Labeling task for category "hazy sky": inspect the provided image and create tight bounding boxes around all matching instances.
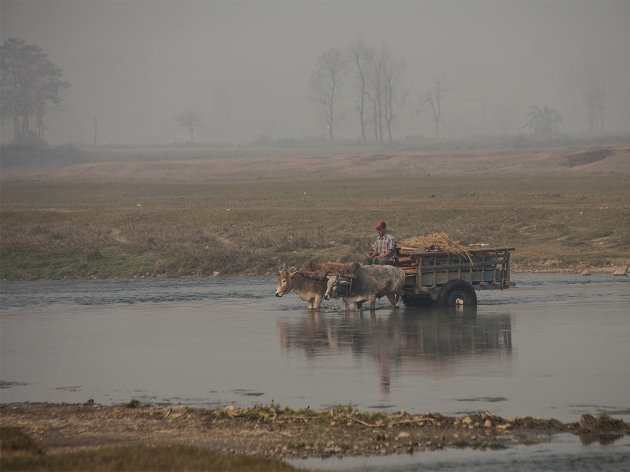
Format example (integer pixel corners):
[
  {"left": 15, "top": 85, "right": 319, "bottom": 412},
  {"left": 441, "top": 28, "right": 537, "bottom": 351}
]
[{"left": 2, "top": 0, "right": 629, "bottom": 145}]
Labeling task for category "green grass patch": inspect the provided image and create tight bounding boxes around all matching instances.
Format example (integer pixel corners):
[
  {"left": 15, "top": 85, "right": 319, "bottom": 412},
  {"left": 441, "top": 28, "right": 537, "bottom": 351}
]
[
  {"left": 295, "top": 407, "right": 319, "bottom": 417},
  {"left": 0, "top": 444, "right": 298, "bottom": 472},
  {"left": 0, "top": 427, "right": 43, "bottom": 456}
]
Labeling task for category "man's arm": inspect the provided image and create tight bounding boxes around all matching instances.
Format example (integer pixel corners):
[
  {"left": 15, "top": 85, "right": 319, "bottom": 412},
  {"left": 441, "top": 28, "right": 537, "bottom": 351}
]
[{"left": 377, "top": 249, "right": 392, "bottom": 260}]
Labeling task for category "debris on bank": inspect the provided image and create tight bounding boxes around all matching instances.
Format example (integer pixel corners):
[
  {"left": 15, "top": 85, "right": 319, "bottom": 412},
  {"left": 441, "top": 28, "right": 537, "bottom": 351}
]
[{"left": 1, "top": 403, "right": 627, "bottom": 460}]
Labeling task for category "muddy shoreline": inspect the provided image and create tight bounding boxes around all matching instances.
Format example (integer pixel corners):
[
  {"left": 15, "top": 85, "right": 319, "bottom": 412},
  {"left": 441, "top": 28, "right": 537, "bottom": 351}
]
[
  {"left": 511, "top": 261, "right": 629, "bottom": 276},
  {"left": 1, "top": 402, "right": 628, "bottom": 461}
]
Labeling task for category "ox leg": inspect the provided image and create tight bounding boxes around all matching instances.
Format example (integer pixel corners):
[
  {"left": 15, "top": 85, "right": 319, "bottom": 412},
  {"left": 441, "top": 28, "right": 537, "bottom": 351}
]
[
  {"left": 342, "top": 298, "right": 357, "bottom": 311},
  {"left": 369, "top": 296, "right": 377, "bottom": 311},
  {"left": 312, "top": 295, "right": 322, "bottom": 310},
  {"left": 386, "top": 293, "right": 401, "bottom": 308}
]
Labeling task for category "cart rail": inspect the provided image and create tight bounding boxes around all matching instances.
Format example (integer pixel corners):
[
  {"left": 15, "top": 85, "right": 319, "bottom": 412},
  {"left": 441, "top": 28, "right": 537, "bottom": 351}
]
[{"left": 397, "top": 247, "right": 515, "bottom": 299}]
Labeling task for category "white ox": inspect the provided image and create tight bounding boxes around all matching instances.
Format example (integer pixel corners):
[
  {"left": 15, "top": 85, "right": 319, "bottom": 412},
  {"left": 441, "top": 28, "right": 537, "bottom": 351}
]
[{"left": 323, "top": 263, "right": 405, "bottom": 310}]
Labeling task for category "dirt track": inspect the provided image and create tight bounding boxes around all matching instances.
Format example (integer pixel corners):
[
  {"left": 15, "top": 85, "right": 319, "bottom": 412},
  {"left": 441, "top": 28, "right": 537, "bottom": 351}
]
[{"left": 1, "top": 403, "right": 628, "bottom": 460}]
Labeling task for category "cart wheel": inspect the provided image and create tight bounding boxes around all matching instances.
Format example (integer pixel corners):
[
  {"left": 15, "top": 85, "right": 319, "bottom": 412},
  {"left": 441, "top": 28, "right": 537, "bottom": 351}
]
[{"left": 437, "top": 280, "right": 477, "bottom": 306}]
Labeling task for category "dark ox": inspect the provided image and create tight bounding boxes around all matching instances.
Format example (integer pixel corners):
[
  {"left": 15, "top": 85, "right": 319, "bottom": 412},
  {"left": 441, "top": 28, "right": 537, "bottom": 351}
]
[
  {"left": 275, "top": 261, "right": 351, "bottom": 310},
  {"left": 324, "top": 263, "right": 405, "bottom": 310}
]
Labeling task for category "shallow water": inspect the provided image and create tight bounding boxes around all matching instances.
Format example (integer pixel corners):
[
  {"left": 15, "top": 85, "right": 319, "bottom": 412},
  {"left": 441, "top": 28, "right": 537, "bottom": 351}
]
[
  {"left": 2, "top": 273, "right": 629, "bottom": 470},
  {"left": 289, "top": 434, "right": 630, "bottom": 471}
]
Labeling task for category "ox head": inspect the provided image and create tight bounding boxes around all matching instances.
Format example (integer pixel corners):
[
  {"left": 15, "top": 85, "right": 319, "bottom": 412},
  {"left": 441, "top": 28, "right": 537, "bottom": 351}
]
[
  {"left": 276, "top": 269, "right": 296, "bottom": 297},
  {"left": 323, "top": 276, "right": 336, "bottom": 300},
  {"left": 323, "top": 275, "right": 351, "bottom": 300}
]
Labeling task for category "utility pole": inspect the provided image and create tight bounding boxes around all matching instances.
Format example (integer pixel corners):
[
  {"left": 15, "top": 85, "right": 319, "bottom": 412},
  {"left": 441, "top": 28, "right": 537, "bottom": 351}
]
[{"left": 93, "top": 117, "right": 98, "bottom": 147}]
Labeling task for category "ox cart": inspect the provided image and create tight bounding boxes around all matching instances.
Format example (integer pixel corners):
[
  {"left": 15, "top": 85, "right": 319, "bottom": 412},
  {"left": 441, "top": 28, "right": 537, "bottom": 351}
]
[
  {"left": 293, "top": 246, "right": 514, "bottom": 308},
  {"left": 396, "top": 247, "right": 515, "bottom": 306}
]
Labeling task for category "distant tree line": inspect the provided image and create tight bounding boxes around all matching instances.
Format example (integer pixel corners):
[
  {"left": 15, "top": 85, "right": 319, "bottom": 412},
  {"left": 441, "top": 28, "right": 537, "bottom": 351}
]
[
  {"left": 1, "top": 37, "right": 69, "bottom": 145},
  {"left": 0, "top": 36, "right": 612, "bottom": 148},
  {"left": 309, "top": 38, "right": 408, "bottom": 146},
  {"left": 308, "top": 39, "right": 610, "bottom": 145}
]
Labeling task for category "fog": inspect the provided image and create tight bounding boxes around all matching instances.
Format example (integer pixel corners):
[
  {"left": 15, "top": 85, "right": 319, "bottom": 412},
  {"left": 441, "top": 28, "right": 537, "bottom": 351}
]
[{"left": 2, "top": 0, "right": 629, "bottom": 146}]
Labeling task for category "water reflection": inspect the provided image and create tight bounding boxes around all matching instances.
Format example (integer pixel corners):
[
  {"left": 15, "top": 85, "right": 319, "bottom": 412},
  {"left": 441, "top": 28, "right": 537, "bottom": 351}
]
[{"left": 278, "top": 307, "right": 512, "bottom": 394}]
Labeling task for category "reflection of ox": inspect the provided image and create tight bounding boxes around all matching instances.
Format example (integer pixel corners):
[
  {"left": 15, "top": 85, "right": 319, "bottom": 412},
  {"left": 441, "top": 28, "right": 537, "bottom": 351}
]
[
  {"left": 324, "top": 263, "right": 405, "bottom": 310},
  {"left": 276, "top": 261, "right": 352, "bottom": 310}
]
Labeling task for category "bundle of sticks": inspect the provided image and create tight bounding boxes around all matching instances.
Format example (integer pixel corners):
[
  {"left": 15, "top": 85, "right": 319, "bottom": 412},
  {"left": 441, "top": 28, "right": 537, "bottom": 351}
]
[{"left": 398, "top": 232, "right": 473, "bottom": 264}]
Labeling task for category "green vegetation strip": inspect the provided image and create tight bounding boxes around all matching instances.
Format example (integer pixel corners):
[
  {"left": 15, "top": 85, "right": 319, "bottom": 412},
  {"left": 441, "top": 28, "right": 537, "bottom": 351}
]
[
  {"left": 0, "top": 443, "right": 296, "bottom": 472},
  {"left": 1, "top": 403, "right": 628, "bottom": 471}
]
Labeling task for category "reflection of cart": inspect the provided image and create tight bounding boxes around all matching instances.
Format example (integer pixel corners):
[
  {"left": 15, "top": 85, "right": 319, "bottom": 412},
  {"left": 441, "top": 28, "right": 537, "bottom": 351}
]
[{"left": 396, "top": 247, "right": 515, "bottom": 306}]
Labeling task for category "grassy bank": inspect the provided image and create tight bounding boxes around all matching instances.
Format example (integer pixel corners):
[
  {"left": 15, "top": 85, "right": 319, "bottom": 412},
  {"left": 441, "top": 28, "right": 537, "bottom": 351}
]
[
  {"left": 0, "top": 441, "right": 297, "bottom": 472},
  {"left": 1, "top": 402, "right": 628, "bottom": 470},
  {"left": 1, "top": 172, "right": 628, "bottom": 280}
]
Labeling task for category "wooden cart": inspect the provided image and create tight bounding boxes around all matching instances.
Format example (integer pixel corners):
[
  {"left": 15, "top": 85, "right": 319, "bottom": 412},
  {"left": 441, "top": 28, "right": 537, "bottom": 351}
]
[{"left": 396, "top": 247, "right": 515, "bottom": 306}]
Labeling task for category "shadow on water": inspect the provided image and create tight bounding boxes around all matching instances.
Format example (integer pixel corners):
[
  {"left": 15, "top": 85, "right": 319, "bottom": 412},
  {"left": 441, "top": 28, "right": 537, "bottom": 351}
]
[{"left": 278, "top": 306, "right": 511, "bottom": 394}]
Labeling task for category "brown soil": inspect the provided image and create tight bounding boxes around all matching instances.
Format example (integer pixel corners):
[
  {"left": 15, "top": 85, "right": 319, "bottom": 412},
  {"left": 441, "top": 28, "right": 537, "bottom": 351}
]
[
  {"left": 44, "top": 145, "right": 630, "bottom": 182},
  {"left": 1, "top": 403, "right": 627, "bottom": 460}
]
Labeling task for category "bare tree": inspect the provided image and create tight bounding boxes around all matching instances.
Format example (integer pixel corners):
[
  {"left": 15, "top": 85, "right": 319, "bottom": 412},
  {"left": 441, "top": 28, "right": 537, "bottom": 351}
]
[
  {"left": 309, "top": 48, "right": 347, "bottom": 145},
  {"left": 367, "top": 46, "right": 386, "bottom": 144},
  {"left": 423, "top": 76, "right": 451, "bottom": 139},
  {"left": 348, "top": 38, "right": 370, "bottom": 144},
  {"left": 524, "top": 105, "right": 563, "bottom": 134},
  {"left": 361, "top": 44, "right": 407, "bottom": 145},
  {"left": 583, "top": 75, "right": 606, "bottom": 134},
  {"left": 176, "top": 111, "right": 202, "bottom": 143},
  {"left": 382, "top": 52, "right": 408, "bottom": 145}
]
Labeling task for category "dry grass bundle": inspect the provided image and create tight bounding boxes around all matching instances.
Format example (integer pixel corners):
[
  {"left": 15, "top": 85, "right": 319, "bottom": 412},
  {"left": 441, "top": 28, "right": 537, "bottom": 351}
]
[{"left": 399, "top": 232, "right": 473, "bottom": 263}]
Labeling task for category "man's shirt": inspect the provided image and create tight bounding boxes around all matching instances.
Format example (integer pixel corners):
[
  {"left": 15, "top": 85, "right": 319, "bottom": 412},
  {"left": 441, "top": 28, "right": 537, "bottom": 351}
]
[{"left": 373, "top": 233, "right": 395, "bottom": 256}]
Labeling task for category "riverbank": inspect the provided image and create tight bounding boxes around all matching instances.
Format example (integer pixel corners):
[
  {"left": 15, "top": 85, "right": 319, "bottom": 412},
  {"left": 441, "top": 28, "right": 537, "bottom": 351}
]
[
  {"left": 1, "top": 245, "right": 628, "bottom": 281},
  {"left": 2, "top": 146, "right": 629, "bottom": 281},
  {"left": 1, "top": 402, "right": 628, "bottom": 470},
  {"left": 512, "top": 260, "right": 629, "bottom": 275}
]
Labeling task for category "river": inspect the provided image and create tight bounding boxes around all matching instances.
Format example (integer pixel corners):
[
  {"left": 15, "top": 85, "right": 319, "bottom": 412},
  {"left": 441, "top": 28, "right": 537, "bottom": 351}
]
[{"left": 1, "top": 273, "right": 629, "bottom": 470}]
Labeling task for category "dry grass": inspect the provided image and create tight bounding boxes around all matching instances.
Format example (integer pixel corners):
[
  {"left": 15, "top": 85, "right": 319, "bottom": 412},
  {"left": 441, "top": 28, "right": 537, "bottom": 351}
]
[
  {"left": 399, "top": 232, "right": 473, "bottom": 263},
  {"left": 41, "top": 144, "right": 630, "bottom": 181},
  {"left": 1, "top": 151, "right": 629, "bottom": 279}
]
